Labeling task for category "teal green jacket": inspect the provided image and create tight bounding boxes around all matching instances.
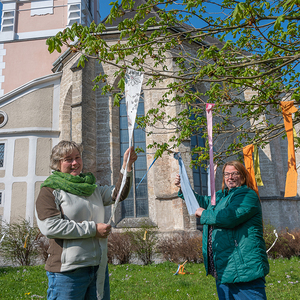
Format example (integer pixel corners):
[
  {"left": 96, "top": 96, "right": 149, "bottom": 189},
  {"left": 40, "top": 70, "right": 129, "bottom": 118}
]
[{"left": 179, "top": 185, "right": 269, "bottom": 283}]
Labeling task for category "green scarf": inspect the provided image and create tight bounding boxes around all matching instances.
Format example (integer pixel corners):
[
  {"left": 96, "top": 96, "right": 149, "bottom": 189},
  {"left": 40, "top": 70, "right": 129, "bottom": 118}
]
[{"left": 41, "top": 171, "right": 97, "bottom": 197}]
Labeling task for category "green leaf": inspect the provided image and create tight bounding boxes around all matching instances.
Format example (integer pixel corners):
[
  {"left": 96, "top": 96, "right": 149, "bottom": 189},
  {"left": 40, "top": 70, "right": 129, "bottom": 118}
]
[{"left": 274, "top": 15, "right": 285, "bottom": 31}]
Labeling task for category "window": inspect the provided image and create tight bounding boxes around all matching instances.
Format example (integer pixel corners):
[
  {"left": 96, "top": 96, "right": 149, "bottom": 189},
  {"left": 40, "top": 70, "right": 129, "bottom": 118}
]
[
  {"left": 0, "top": 111, "right": 8, "bottom": 127},
  {"left": 120, "top": 95, "right": 149, "bottom": 218},
  {"left": 188, "top": 88, "right": 208, "bottom": 195},
  {"left": 191, "top": 135, "right": 208, "bottom": 196},
  {"left": 0, "top": 143, "right": 4, "bottom": 168},
  {"left": 0, "top": 191, "right": 2, "bottom": 206}
]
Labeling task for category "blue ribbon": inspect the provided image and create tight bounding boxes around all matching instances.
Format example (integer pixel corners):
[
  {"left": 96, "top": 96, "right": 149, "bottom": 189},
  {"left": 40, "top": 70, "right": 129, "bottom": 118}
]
[
  {"left": 174, "top": 152, "right": 199, "bottom": 215},
  {"left": 136, "top": 157, "right": 157, "bottom": 189}
]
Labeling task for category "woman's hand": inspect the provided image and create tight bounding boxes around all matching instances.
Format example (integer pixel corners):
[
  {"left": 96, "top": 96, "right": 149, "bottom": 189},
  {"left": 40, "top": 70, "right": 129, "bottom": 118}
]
[
  {"left": 122, "top": 147, "right": 138, "bottom": 172},
  {"left": 175, "top": 174, "right": 181, "bottom": 188},
  {"left": 195, "top": 207, "right": 206, "bottom": 218},
  {"left": 95, "top": 223, "right": 111, "bottom": 238}
]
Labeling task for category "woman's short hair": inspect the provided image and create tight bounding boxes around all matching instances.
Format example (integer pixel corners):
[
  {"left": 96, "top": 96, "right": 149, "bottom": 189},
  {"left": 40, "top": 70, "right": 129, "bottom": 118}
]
[
  {"left": 50, "top": 140, "right": 83, "bottom": 171},
  {"left": 221, "top": 160, "right": 255, "bottom": 192}
]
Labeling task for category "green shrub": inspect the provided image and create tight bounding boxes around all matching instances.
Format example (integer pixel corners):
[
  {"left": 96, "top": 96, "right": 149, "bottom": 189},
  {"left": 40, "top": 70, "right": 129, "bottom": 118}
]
[
  {"left": 128, "top": 224, "right": 158, "bottom": 265},
  {"left": 0, "top": 219, "right": 42, "bottom": 266}
]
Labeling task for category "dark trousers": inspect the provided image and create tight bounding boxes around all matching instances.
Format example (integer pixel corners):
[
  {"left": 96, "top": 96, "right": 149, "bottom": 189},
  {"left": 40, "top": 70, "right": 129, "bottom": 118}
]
[{"left": 216, "top": 277, "right": 267, "bottom": 300}]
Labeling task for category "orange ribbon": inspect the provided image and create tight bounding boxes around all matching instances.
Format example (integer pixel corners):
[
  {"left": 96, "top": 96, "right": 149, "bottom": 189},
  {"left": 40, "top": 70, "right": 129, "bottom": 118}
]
[
  {"left": 280, "top": 101, "right": 298, "bottom": 197},
  {"left": 243, "top": 144, "right": 259, "bottom": 195}
]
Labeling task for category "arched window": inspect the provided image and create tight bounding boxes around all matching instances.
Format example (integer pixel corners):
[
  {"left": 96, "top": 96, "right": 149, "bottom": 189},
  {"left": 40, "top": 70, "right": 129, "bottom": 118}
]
[
  {"left": 119, "top": 94, "right": 149, "bottom": 218},
  {"left": 189, "top": 87, "right": 208, "bottom": 196},
  {"left": 191, "top": 135, "right": 208, "bottom": 196}
]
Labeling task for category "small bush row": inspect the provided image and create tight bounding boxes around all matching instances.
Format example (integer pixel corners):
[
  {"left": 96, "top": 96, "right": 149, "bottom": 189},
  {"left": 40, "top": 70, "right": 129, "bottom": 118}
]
[
  {"left": 264, "top": 224, "right": 300, "bottom": 259},
  {"left": 107, "top": 228, "right": 203, "bottom": 265},
  {"left": 0, "top": 219, "right": 300, "bottom": 266}
]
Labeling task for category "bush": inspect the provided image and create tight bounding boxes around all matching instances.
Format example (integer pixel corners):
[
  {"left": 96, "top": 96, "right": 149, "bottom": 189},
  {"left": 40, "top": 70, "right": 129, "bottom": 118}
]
[
  {"left": 35, "top": 234, "right": 50, "bottom": 264},
  {"left": 128, "top": 224, "right": 158, "bottom": 265},
  {"left": 107, "top": 232, "right": 133, "bottom": 264},
  {"left": 0, "top": 219, "right": 42, "bottom": 266},
  {"left": 264, "top": 224, "right": 300, "bottom": 259},
  {"left": 157, "top": 232, "right": 203, "bottom": 263}
]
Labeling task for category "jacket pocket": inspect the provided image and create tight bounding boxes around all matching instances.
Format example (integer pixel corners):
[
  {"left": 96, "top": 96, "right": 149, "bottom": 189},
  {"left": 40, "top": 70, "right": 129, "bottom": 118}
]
[{"left": 234, "top": 240, "right": 244, "bottom": 264}]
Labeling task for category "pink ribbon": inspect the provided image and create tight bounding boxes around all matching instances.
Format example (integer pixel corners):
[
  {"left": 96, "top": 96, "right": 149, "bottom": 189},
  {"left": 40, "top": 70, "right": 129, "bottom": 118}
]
[{"left": 206, "top": 103, "right": 216, "bottom": 206}]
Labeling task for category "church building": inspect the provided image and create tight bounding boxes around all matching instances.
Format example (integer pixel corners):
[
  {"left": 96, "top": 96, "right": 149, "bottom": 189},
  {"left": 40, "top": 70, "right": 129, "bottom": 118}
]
[{"left": 0, "top": 0, "right": 299, "bottom": 233}]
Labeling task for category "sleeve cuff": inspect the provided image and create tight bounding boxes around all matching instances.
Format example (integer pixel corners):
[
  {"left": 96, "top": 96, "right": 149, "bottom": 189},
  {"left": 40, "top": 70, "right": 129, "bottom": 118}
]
[{"left": 121, "top": 168, "right": 133, "bottom": 176}]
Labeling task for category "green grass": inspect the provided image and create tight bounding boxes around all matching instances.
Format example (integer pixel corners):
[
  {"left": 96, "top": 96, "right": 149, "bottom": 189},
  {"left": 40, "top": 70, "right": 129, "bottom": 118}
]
[
  {"left": 0, "top": 258, "right": 299, "bottom": 299},
  {"left": 0, "top": 265, "right": 47, "bottom": 299}
]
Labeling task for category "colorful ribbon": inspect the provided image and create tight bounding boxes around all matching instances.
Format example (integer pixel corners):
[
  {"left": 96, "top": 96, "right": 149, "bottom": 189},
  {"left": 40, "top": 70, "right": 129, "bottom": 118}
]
[
  {"left": 243, "top": 144, "right": 259, "bottom": 195},
  {"left": 207, "top": 163, "right": 217, "bottom": 196},
  {"left": 280, "top": 101, "right": 298, "bottom": 197},
  {"left": 174, "top": 152, "right": 199, "bottom": 215},
  {"left": 206, "top": 103, "right": 216, "bottom": 206},
  {"left": 254, "top": 145, "right": 264, "bottom": 186}
]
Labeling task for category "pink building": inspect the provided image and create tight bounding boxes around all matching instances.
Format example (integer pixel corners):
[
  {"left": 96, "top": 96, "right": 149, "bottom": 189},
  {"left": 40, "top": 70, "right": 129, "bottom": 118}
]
[
  {"left": 0, "top": 0, "right": 100, "bottom": 94},
  {"left": 0, "top": 0, "right": 101, "bottom": 225}
]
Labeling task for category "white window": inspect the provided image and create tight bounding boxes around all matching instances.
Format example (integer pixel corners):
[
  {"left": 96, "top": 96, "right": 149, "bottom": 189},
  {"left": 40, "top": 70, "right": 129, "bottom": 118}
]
[{"left": 31, "top": 0, "right": 54, "bottom": 16}]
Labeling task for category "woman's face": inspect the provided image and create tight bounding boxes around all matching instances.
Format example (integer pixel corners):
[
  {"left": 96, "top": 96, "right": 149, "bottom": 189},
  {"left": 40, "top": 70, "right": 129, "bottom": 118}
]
[
  {"left": 224, "top": 165, "right": 242, "bottom": 190},
  {"left": 59, "top": 148, "right": 83, "bottom": 176}
]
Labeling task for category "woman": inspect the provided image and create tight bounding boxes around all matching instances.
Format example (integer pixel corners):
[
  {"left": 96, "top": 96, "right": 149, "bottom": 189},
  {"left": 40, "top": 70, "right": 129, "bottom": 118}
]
[
  {"left": 175, "top": 161, "right": 269, "bottom": 300},
  {"left": 35, "top": 140, "right": 137, "bottom": 300}
]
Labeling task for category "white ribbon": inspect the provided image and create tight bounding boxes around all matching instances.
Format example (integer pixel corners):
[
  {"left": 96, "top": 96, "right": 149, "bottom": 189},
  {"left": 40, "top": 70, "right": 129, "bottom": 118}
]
[
  {"left": 206, "top": 103, "right": 216, "bottom": 206},
  {"left": 108, "top": 68, "right": 143, "bottom": 224},
  {"left": 266, "top": 229, "right": 278, "bottom": 253}
]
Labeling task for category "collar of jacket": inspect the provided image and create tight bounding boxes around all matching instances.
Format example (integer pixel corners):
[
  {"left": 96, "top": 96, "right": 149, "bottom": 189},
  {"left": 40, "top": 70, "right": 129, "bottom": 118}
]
[{"left": 223, "top": 184, "right": 247, "bottom": 196}]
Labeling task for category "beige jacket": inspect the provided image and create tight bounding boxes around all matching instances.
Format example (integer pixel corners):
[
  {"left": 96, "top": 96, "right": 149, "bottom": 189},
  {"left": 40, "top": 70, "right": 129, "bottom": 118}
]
[{"left": 35, "top": 169, "right": 132, "bottom": 298}]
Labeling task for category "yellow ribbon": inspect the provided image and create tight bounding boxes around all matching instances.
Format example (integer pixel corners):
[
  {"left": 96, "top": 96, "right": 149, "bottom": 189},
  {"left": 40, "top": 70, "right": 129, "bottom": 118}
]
[
  {"left": 254, "top": 145, "right": 264, "bottom": 186},
  {"left": 293, "top": 127, "right": 297, "bottom": 139},
  {"left": 24, "top": 233, "right": 29, "bottom": 249},
  {"left": 287, "top": 232, "right": 295, "bottom": 239},
  {"left": 143, "top": 230, "right": 147, "bottom": 240}
]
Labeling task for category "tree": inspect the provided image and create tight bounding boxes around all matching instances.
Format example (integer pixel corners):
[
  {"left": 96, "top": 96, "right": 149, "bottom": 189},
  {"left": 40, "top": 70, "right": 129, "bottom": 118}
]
[{"left": 46, "top": 0, "right": 300, "bottom": 166}]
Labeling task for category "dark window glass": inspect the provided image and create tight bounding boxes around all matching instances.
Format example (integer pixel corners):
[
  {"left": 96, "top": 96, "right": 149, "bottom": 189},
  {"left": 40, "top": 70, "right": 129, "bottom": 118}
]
[
  {"left": 0, "top": 143, "right": 4, "bottom": 168},
  {"left": 120, "top": 95, "right": 149, "bottom": 218},
  {"left": 189, "top": 91, "right": 208, "bottom": 226}
]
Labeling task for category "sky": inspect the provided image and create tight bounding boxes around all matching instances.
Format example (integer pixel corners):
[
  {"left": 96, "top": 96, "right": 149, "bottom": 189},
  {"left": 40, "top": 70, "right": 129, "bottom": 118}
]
[{"left": 99, "top": 1, "right": 115, "bottom": 22}]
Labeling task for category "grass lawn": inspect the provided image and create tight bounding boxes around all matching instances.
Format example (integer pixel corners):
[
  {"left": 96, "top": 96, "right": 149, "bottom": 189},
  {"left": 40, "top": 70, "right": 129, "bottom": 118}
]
[{"left": 0, "top": 257, "right": 299, "bottom": 299}]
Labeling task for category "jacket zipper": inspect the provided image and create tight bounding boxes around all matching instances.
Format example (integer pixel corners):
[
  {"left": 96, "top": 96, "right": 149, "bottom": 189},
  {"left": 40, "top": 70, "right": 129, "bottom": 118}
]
[{"left": 208, "top": 225, "right": 218, "bottom": 280}]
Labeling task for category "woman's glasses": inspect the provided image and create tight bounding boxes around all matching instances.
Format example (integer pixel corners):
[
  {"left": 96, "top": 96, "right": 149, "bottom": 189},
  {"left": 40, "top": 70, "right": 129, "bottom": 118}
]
[{"left": 224, "top": 172, "right": 240, "bottom": 178}]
